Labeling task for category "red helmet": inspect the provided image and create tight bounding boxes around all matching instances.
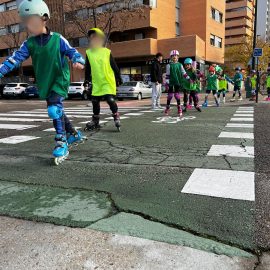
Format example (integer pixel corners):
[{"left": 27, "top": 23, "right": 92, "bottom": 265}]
[{"left": 209, "top": 66, "right": 215, "bottom": 72}]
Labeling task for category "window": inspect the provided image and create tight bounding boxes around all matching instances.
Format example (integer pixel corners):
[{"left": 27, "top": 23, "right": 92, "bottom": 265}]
[
  {"left": 210, "top": 34, "right": 222, "bottom": 48},
  {"left": 176, "top": 22, "right": 180, "bottom": 36},
  {"left": 0, "top": 4, "right": 5, "bottom": 12},
  {"left": 135, "top": 33, "right": 144, "bottom": 40},
  {"left": 6, "top": 1, "right": 17, "bottom": 11},
  {"left": 9, "top": 24, "right": 20, "bottom": 33},
  {"left": 0, "top": 27, "right": 7, "bottom": 36},
  {"left": 211, "top": 7, "right": 223, "bottom": 23},
  {"left": 149, "top": 0, "right": 157, "bottom": 8}
]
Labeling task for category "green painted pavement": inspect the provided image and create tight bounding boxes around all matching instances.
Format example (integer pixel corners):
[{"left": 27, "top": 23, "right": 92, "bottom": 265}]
[
  {"left": 89, "top": 212, "right": 254, "bottom": 258},
  {"left": 0, "top": 181, "right": 114, "bottom": 226}
]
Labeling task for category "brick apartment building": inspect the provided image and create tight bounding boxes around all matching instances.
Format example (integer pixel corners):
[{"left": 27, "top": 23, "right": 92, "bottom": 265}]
[
  {"left": 225, "top": 0, "right": 255, "bottom": 46},
  {"left": 0, "top": 0, "right": 225, "bottom": 82}
]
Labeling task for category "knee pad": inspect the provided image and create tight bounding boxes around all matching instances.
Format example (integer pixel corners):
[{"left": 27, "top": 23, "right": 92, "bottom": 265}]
[
  {"left": 167, "top": 93, "right": 174, "bottom": 100},
  {"left": 174, "top": 92, "right": 181, "bottom": 100},
  {"left": 106, "top": 95, "right": 116, "bottom": 104},
  {"left": 48, "top": 105, "right": 63, "bottom": 120}
]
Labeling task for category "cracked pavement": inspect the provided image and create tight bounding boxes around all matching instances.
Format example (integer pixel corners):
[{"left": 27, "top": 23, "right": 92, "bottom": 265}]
[{"left": 0, "top": 99, "right": 269, "bottom": 269}]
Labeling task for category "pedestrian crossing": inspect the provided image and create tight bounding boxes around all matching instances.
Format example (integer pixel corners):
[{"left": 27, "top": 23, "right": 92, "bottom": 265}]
[
  {"left": 0, "top": 105, "right": 151, "bottom": 144},
  {"left": 181, "top": 106, "right": 255, "bottom": 202}
]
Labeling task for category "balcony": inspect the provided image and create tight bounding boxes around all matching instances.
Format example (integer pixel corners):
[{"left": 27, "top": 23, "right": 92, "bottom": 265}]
[
  {"left": 225, "top": 36, "right": 247, "bottom": 46},
  {"left": 226, "top": 18, "right": 253, "bottom": 28},
  {"left": 226, "top": 0, "right": 254, "bottom": 10},
  {"left": 226, "top": 8, "right": 253, "bottom": 20},
  {"left": 226, "top": 27, "right": 253, "bottom": 37},
  {"left": 108, "top": 38, "right": 158, "bottom": 59}
]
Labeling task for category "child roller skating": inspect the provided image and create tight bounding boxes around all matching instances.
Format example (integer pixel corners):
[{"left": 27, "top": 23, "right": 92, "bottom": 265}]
[
  {"left": 203, "top": 66, "right": 219, "bottom": 107},
  {"left": 231, "top": 67, "right": 243, "bottom": 102},
  {"left": 250, "top": 70, "right": 257, "bottom": 101},
  {"left": 0, "top": 0, "right": 85, "bottom": 165},
  {"left": 183, "top": 58, "right": 201, "bottom": 112},
  {"left": 84, "top": 28, "right": 122, "bottom": 132},
  {"left": 217, "top": 73, "right": 228, "bottom": 104},
  {"left": 165, "top": 50, "right": 189, "bottom": 117}
]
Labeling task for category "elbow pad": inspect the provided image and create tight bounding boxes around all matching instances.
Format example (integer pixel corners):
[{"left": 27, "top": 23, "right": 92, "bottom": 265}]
[
  {"left": 72, "top": 53, "right": 85, "bottom": 65},
  {"left": 3, "top": 57, "right": 19, "bottom": 71}
]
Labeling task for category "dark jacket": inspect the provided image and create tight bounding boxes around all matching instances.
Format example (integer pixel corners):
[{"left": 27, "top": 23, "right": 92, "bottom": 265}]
[{"left": 151, "top": 58, "right": 163, "bottom": 83}]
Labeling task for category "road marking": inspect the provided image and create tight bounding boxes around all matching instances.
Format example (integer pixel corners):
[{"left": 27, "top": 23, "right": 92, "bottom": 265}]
[
  {"left": 0, "top": 135, "right": 40, "bottom": 144},
  {"left": 104, "top": 116, "right": 129, "bottom": 120},
  {"left": 79, "top": 120, "right": 108, "bottom": 124},
  {"left": 230, "top": 118, "right": 253, "bottom": 122},
  {"left": 140, "top": 110, "right": 156, "bottom": 113},
  {"left": 237, "top": 107, "right": 254, "bottom": 110},
  {"left": 124, "top": 113, "right": 144, "bottom": 116},
  {"left": 181, "top": 168, "right": 255, "bottom": 201},
  {"left": 236, "top": 110, "right": 254, "bottom": 113},
  {"left": 226, "top": 123, "right": 254, "bottom": 128},
  {"left": 152, "top": 116, "right": 196, "bottom": 124},
  {"left": 234, "top": 114, "right": 254, "bottom": 117},
  {"left": 207, "top": 145, "right": 254, "bottom": 158},
  {"left": 43, "top": 127, "right": 81, "bottom": 132},
  {"left": 219, "top": 132, "right": 254, "bottom": 139},
  {"left": 0, "top": 113, "right": 49, "bottom": 117},
  {"left": 0, "top": 117, "right": 49, "bottom": 122},
  {"left": 0, "top": 124, "right": 38, "bottom": 130}
]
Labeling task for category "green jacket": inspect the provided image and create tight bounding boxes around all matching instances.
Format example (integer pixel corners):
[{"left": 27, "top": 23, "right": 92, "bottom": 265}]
[{"left": 27, "top": 32, "right": 70, "bottom": 99}]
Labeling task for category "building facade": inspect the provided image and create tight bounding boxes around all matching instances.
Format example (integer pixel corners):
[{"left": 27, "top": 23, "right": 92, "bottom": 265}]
[
  {"left": 225, "top": 0, "right": 255, "bottom": 47},
  {"left": 257, "top": 0, "right": 270, "bottom": 41},
  {"left": 0, "top": 0, "right": 225, "bottom": 83}
]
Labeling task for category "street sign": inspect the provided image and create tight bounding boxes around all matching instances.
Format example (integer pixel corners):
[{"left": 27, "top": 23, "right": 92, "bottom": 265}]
[{"left": 253, "top": 48, "right": 263, "bottom": 57}]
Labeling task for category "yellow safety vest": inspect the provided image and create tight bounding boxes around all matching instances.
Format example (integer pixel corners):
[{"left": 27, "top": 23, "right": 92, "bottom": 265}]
[{"left": 86, "top": 47, "right": 116, "bottom": 96}]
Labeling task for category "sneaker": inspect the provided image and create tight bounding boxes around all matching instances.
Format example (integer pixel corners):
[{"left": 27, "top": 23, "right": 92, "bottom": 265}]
[
  {"left": 239, "top": 97, "right": 243, "bottom": 101},
  {"left": 195, "top": 105, "right": 202, "bottom": 112},
  {"left": 230, "top": 98, "right": 236, "bottom": 102}
]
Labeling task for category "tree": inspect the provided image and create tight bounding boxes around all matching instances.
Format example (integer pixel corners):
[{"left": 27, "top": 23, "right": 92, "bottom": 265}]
[
  {"left": 63, "top": 0, "right": 147, "bottom": 45},
  {"left": 225, "top": 36, "right": 270, "bottom": 74},
  {"left": 0, "top": 12, "right": 27, "bottom": 80}
]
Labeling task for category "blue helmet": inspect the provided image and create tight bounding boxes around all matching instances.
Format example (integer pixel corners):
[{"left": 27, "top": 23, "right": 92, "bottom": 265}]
[{"left": 184, "top": 58, "right": 193, "bottom": 65}]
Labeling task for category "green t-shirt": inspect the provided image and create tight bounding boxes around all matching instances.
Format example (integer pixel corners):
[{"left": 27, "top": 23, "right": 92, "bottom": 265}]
[
  {"left": 267, "top": 75, "right": 270, "bottom": 88},
  {"left": 183, "top": 69, "right": 198, "bottom": 91},
  {"left": 86, "top": 47, "right": 116, "bottom": 96},
  {"left": 169, "top": 62, "right": 184, "bottom": 86},
  {"left": 206, "top": 74, "right": 218, "bottom": 90},
  {"left": 233, "top": 72, "right": 243, "bottom": 88},
  {"left": 27, "top": 32, "right": 70, "bottom": 99}
]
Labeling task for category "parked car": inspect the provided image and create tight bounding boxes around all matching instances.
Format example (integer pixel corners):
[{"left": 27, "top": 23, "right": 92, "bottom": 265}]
[
  {"left": 117, "top": 81, "right": 152, "bottom": 101},
  {"left": 24, "top": 85, "right": 39, "bottom": 98},
  {"left": 3, "top": 83, "right": 29, "bottom": 98},
  {"left": 68, "top": 82, "right": 89, "bottom": 100}
]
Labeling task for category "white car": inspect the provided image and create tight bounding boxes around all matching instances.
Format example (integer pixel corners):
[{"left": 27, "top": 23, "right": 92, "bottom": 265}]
[
  {"left": 117, "top": 81, "right": 152, "bottom": 100},
  {"left": 68, "top": 82, "right": 89, "bottom": 100},
  {"left": 3, "top": 83, "right": 29, "bottom": 98}
]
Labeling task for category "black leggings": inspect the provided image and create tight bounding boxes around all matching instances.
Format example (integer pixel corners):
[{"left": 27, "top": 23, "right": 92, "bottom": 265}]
[{"left": 92, "top": 95, "right": 118, "bottom": 115}]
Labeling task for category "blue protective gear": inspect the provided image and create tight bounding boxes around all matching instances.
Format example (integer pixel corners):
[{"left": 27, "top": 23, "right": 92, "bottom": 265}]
[
  {"left": 47, "top": 105, "right": 63, "bottom": 120},
  {"left": 72, "top": 52, "right": 85, "bottom": 65},
  {"left": 0, "top": 73, "right": 3, "bottom": 78},
  {"left": 0, "top": 57, "right": 20, "bottom": 75},
  {"left": 67, "top": 130, "right": 85, "bottom": 145},
  {"left": 184, "top": 58, "right": 193, "bottom": 65},
  {"left": 53, "top": 135, "right": 68, "bottom": 158}
]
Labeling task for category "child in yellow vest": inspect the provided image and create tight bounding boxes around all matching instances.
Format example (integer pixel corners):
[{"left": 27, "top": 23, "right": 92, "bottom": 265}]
[
  {"left": 266, "top": 67, "right": 270, "bottom": 101},
  {"left": 217, "top": 73, "right": 227, "bottom": 104},
  {"left": 250, "top": 70, "right": 257, "bottom": 101},
  {"left": 84, "top": 28, "right": 122, "bottom": 131}
]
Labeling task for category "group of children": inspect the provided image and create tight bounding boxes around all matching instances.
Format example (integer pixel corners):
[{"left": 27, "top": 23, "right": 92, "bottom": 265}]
[
  {"left": 164, "top": 51, "right": 243, "bottom": 115},
  {"left": 0, "top": 0, "right": 121, "bottom": 165}
]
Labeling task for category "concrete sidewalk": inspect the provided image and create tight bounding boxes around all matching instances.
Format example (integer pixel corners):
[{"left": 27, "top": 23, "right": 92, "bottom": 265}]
[{"left": 0, "top": 217, "right": 258, "bottom": 270}]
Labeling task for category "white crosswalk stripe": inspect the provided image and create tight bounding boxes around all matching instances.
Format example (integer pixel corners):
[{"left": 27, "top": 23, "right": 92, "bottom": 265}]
[
  {"left": 219, "top": 131, "right": 254, "bottom": 139},
  {"left": 226, "top": 123, "right": 254, "bottom": 128},
  {"left": 207, "top": 145, "right": 254, "bottom": 158},
  {"left": 0, "top": 124, "right": 38, "bottom": 130},
  {"left": 0, "top": 135, "right": 40, "bottom": 144},
  {"left": 230, "top": 118, "right": 254, "bottom": 122}
]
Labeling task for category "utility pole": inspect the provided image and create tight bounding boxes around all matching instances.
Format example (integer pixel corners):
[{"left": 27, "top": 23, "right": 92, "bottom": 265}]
[{"left": 252, "top": 0, "right": 258, "bottom": 70}]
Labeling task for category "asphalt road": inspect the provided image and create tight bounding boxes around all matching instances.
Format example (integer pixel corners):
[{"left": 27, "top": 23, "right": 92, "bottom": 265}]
[{"left": 0, "top": 96, "right": 265, "bottom": 257}]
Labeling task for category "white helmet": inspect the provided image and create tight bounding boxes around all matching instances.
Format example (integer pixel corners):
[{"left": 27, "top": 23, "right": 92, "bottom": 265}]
[{"left": 170, "top": 50, "right": 180, "bottom": 57}]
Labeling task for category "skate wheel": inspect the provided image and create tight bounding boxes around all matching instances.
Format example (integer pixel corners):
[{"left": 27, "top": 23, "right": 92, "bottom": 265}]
[
  {"left": 117, "top": 127, "right": 121, "bottom": 132},
  {"left": 53, "top": 152, "right": 69, "bottom": 166}
]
